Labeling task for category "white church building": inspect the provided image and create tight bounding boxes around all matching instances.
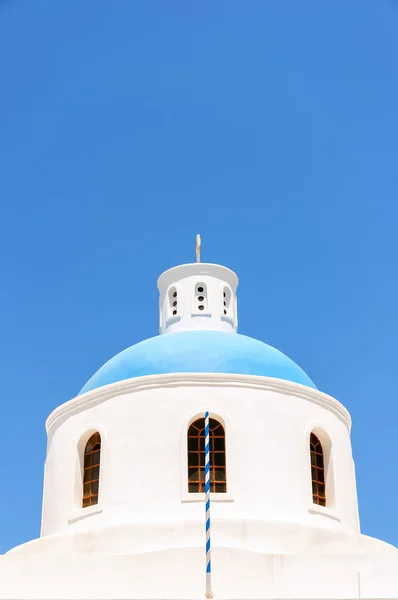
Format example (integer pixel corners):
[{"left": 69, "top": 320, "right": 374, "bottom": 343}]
[{"left": 1, "top": 255, "right": 398, "bottom": 599}]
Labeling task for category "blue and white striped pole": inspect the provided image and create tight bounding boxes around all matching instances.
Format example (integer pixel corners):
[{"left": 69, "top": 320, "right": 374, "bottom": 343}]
[{"left": 204, "top": 411, "right": 213, "bottom": 599}]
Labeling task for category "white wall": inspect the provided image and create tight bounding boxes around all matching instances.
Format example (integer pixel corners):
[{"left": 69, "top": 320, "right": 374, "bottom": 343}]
[
  {"left": 40, "top": 374, "right": 359, "bottom": 542},
  {"left": 1, "top": 549, "right": 398, "bottom": 599}
]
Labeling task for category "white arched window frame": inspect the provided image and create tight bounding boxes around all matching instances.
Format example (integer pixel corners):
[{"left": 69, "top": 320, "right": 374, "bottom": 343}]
[
  {"left": 161, "top": 285, "right": 182, "bottom": 331},
  {"left": 307, "top": 426, "right": 336, "bottom": 512},
  {"left": 220, "top": 283, "right": 234, "bottom": 326},
  {"left": 69, "top": 426, "right": 106, "bottom": 523},
  {"left": 168, "top": 285, "right": 179, "bottom": 318},
  {"left": 222, "top": 285, "right": 232, "bottom": 316}
]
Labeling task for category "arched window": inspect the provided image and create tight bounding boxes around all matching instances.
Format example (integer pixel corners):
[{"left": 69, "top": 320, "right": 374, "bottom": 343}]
[
  {"left": 82, "top": 432, "right": 101, "bottom": 508},
  {"left": 187, "top": 418, "right": 226, "bottom": 493},
  {"left": 310, "top": 433, "right": 326, "bottom": 506}
]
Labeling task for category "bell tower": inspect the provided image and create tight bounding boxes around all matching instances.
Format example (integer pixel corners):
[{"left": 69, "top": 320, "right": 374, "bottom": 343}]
[
  {"left": 157, "top": 234, "right": 239, "bottom": 334},
  {"left": 157, "top": 262, "right": 239, "bottom": 334}
]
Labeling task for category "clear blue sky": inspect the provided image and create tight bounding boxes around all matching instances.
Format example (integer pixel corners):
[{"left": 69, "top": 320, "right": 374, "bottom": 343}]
[{"left": 0, "top": 0, "right": 397, "bottom": 553}]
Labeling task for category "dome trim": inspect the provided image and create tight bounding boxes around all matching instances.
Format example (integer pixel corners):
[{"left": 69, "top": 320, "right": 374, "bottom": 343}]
[
  {"left": 46, "top": 372, "right": 351, "bottom": 435},
  {"left": 157, "top": 262, "right": 238, "bottom": 291}
]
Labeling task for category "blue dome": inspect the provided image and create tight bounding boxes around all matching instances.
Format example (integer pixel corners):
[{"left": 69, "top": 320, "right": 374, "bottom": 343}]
[{"left": 79, "top": 330, "right": 316, "bottom": 395}]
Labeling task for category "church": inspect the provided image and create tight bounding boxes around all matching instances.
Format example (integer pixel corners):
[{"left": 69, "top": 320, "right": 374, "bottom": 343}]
[{"left": 1, "top": 245, "right": 397, "bottom": 599}]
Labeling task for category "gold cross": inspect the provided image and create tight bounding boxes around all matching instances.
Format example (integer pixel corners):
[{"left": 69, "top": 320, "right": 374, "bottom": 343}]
[{"left": 196, "top": 234, "right": 201, "bottom": 263}]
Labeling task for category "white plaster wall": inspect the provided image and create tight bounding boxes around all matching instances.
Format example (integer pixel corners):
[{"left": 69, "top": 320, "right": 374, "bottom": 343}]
[
  {"left": 1, "top": 549, "right": 398, "bottom": 599},
  {"left": 157, "top": 263, "right": 238, "bottom": 333},
  {"left": 40, "top": 374, "right": 359, "bottom": 541}
]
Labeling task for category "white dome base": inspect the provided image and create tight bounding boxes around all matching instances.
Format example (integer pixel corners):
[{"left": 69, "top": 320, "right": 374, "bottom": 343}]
[
  {"left": 7, "top": 518, "right": 397, "bottom": 557},
  {"left": 4, "top": 519, "right": 398, "bottom": 599},
  {"left": 1, "top": 544, "right": 397, "bottom": 599}
]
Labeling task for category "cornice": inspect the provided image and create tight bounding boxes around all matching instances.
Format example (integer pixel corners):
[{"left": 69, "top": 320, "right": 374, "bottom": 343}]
[
  {"left": 157, "top": 262, "right": 238, "bottom": 290},
  {"left": 46, "top": 373, "right": 351, "bottom": 434}
]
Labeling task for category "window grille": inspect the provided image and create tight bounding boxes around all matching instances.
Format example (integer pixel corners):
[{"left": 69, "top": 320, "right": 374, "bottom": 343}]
[
  {"left": 82, "top": 432, "right": 101, "bottom": 507},
  {"left": 188, "top": 418, "right": 226, "bottom": 493},
  {"left": 310, "top": 433, "right": 326, "bottom": 506}
]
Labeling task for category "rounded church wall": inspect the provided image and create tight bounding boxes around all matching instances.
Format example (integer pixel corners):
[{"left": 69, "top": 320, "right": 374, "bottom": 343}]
[{"left": 42, "top": 374, "right": 358, "bottom": 540}]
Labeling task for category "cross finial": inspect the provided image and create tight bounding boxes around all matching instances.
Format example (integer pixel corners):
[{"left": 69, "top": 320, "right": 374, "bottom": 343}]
[{"left": 196, "top": 234, "right": 201, "bottom": 263}]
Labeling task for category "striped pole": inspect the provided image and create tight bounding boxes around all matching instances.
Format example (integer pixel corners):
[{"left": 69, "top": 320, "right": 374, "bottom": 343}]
[{"left": 204, "top": 411, "right": 213, "bottom": 598}]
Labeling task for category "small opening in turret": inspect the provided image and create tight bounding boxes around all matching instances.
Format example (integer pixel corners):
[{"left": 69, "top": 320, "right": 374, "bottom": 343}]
[
  {"left": 194, "top": 283, "right": 208, "bottom": 314},
  {"left": 168, "top": 286, "right": 178, "bottom": 319},
  {"left": 223, "top": 286, "right": 232, "bottom": 317}
]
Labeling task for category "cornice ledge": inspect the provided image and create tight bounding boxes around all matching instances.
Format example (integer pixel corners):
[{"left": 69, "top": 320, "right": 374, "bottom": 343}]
[{"left": 46, "top": 373, "right": 351, "bottom": 433}]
